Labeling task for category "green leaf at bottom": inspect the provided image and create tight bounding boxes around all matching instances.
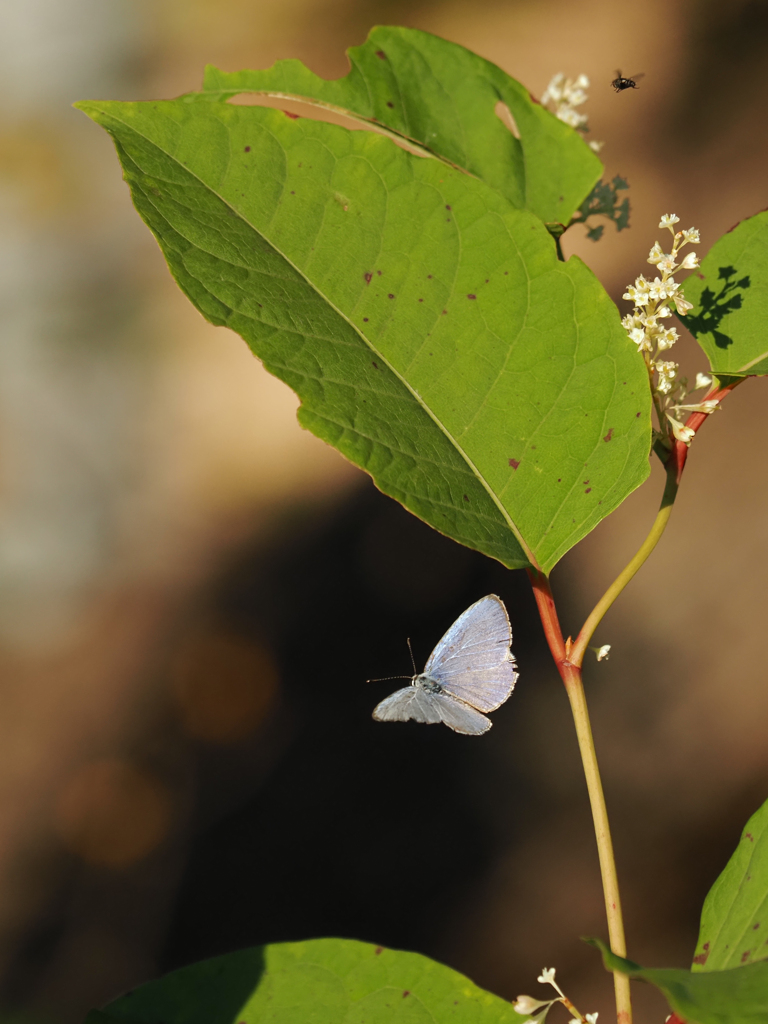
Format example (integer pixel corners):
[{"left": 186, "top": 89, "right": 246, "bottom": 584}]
[
  {"left": 693, "top": 796, "right": 768, "bottom": 972},
  {"left": 589, "top": 938, "right": 768, "bottom": 1024},
  {"left": 85, "top": 939, "right": 524, "bottom": 1024}
]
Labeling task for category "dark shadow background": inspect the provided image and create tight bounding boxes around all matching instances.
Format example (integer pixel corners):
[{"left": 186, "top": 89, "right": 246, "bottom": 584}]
[{"left": 2, "top": 1, "right": 768, "bottom": 1023}]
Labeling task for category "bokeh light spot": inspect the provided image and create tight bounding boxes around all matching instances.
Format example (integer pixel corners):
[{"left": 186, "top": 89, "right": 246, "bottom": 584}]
[
  {"left": 55, "top": 759, "right": 171, "bottom": 868},
  {"left": 171, "top": 628, "right": 278, "bottom": 743}
]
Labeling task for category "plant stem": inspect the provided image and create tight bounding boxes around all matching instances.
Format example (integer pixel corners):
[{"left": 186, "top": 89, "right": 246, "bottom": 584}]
[
  {"left": 571, "top": 377, "right": 743, "bottom": 667},
  {"left": 528, "top": 568, "right": 632, "bottom": 1024},
  {"left": 562, "top": 661, "right": 631, "bottom": 1024},
  {"left": 570, "top": 458, "right": 678, "bottom": 667},
  {"left": 525, "top": 376, "right": 745, "bottom": 1023}
]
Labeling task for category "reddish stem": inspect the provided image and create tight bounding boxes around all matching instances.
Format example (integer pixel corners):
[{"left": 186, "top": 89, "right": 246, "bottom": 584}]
[
  {"left": 668, "top": 379, "right": 742, "bottom": 483},
  {"left": 526, "top": 567, "right": 566, "bottom": 666}
]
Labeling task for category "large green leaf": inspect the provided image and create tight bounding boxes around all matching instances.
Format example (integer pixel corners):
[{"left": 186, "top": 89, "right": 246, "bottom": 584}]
[
  {"left": 590, "top": 938, "right": 768, "bottom": 1024},
  {"left": 75, "top": 96, "right": 651, "bottom": 572},
  {"left": 194, "top": 26, "right": 602, "bottom": 226},
  {"left": 84, "top": 939, "right": 524, "bottom": 1024},
  {"left": 693, "top": 797, "right": 768, "bottom": 972},
  {"left": 684, "top": 211, "right": 768, "bottom": 376}
]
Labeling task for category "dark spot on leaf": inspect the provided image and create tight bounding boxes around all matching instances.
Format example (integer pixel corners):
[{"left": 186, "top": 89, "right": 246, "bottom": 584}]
[
  {"left": 427, "top": 274, "right": 432, "bottom": 279},
  {"left": 283, "top": 110, "right": 300, "bottom": 119},
  {"left": 446, "top": 218, "right": 451, "bottom": 222},
  {"left": 557, "top": 478, "right": 561, "bottom": 482},
  {"left": 485, "top": 278, "right": 489, "bottom": 283},
  {"left": 583, "top": 479, "right": 589, "bottom": 485},
  {"left": 442, "top": 309, "right": 447, "bottom": 315},
  {"left": 372, "top": 362, "right": 378, "bottom": 369},
  {"left": 585, "top": 488, "right": 592, "bottom": 494},
  {"left": 363, "top": 317, "right": 369, "bottom": 322},
  {"left": 446, "top": 205, "right": 452, "bottom": 210},
  {"left": 375, "top": 946, "right": 383, "bottom": 955},
  {"left": 504, "top": 270, "right": 509, "bottom": 275},
  {"left": 244, "top": 146, "right": 251, "bottom": 152},
  {"left": 509, "top": 458, "right": 520, "bottom": 470},
  {"left": 742, "top": 951, "right": 751, "bottom": 963},
  {"left": 693, "top": 948, "right": 709, "bottom": 965},
  {"left": 298, "top": 162, "right": 302, "bottom": 167},
  {"left": 463, "top": 494, "right": 469, "bottom": 502},
  {"left": 696, "top": 271, "right": 705, "bottom": 279},
  {"left": 418, "top": 298, "right": 423, "bottom": 301},
  {"left": 386, "top": 101, "right": 394, "bottom": 108},
  {"left": 603, "top": 428, "right": 614, "bottom": 442},
  {"left": 376, "top": 50, "right": 387, "bottom": 59},
  {"left": 403, "top": 991, "right": 410, "bottom": 998},
  {"left": 747, "top": 832, "right": 754, "bottom": 841},
  {"left": 291, "top": 190, "right": 295, "bottom": 194},
  {"left": 636, "top": 411, "right": 641, "bottom": 417},
  {"left": 388, "top": 293, "right": 395, "bottom": 299},
  {"left": 753, "top": 923, "right": 761, "bottom": 929},
  {"left": 467, "top": 294, "right": 476, "bottom": 300},
  {"left": 364, "top": 272, "right": 372, "bottom": 284},
  {"left": 377, "top": 270, "right": 382, "bottom": 276}
]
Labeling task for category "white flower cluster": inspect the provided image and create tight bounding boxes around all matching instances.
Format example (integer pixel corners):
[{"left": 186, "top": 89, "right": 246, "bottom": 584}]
[
  {"left": 622, "top": 215, "right": 718, "bottom": 446},
  {"left": 514, "top": 966, "right": 598, "bottom": 1024},
  {"left": 541, "top": 73, "right": 603, "bottom": 152}
]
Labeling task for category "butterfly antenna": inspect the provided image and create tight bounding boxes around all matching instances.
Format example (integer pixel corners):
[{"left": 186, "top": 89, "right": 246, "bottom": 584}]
[
  {"left": 366, "top": 675, "right": 412, "bottom": 684},
  {"left": 406, "top": 637, "right": 417, "bottom": 675}
]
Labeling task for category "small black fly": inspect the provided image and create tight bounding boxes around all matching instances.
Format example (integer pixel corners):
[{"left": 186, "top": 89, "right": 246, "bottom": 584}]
[{"left": 611, "top": 70, "right": 644, "bottom": 92}]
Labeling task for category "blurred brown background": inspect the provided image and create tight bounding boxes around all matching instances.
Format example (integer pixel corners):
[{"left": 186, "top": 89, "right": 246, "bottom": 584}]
[{"left": 0, "top": 0, "right": 767, "bottom": 1022}]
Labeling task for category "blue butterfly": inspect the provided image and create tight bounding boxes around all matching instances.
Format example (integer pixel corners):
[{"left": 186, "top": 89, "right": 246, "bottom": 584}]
[{"left": 372, "top": 595, "right": 518, "bottom": 735}]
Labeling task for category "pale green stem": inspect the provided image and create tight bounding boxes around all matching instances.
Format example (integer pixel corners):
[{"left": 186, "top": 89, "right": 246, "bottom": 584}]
[
  {"left": 570, "top": 458, "right": 678, "bottom": 667},
  {"left": 561, "top": 661, "right": 631, "bottom": 1024}
]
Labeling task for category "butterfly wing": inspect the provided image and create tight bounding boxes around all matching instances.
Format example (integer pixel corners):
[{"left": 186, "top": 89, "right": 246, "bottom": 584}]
[
  {"left": 373, "top": 686, "right": 442, "bottom": 725},
  {"left": 373, "top": 686, "right": 491, "bottom": 735},
  {"left": 423, "top": 595, "right": 517, "bottom": 713}
]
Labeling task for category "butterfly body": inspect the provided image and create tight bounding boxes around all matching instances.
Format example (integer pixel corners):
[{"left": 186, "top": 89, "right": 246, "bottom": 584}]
[{"left": 372, "top": 595, "right": 517, "bottom": 736}]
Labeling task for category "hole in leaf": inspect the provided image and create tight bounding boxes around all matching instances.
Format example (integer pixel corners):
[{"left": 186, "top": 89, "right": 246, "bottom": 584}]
[
  {"left": 228, "top": 93, "right": 432, "bottom": 158},
  {"left": 495, "top": 101, "right": 520, "bottom": 139}
]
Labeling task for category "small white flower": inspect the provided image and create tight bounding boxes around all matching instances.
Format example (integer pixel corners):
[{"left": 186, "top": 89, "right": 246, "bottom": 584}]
[
  {"left": 674, "top": 400, "right": 720, "bottom": 414},
  {"left": 667, "top": 414, "right": 695, "bottom": 445},
  {"left": 674, "top": 294, "right": 694, "bottom": 315},
  {"left": 557, "top": 106, "right": 588, "bottom": 128},
  {"left": 695, "top": 372, "right": 713, "bottom": 390},
  {"left": 678, "top": 251, "right": 699, "bottom": 269},
  {"left": 647, "top": 242, "right": 664, "bottom": 264},
  {"left": 574, "top": 73, "right": 590, "bottom": 89},
  {"left": 628, "top": 327, "right": 648, "bottom": 348},
  {"left": 538, "top": 968, "right": 557, "bottom": 986},
  {"left": 588, "top": 139, "right": 604, "bottom": 152},
  {"left": 623, "top": 279, "right": 650, "bottom": 303},
  {"left": 656, "top": 360, "right": 678, "bottom": 394},
  {"left": 563, "top": 85, "right": 588, "bottom": 106},
  {"left": 596, "top": 644, "right": 611, "bottom": 661},
  {"left": 682, "top": 227, "right": 700, "bottom": 244},
  {"left": 541, "top": 73, "right": 565, "bottom": 105},
  {"left": 657, "top": 255, "right": 677, "bottom": 274},
  {"left": 656, "top": 327, "right": 678, "bottom": 350},
  {"left": 659, "top": 213, "right": 680, "bottom": 228},
  {"left": 514, "top": 995, "right": 553, "bottom": 1015},
  {"left": 586, "top": 1014, "right": 599, "bottom": 1024}
]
